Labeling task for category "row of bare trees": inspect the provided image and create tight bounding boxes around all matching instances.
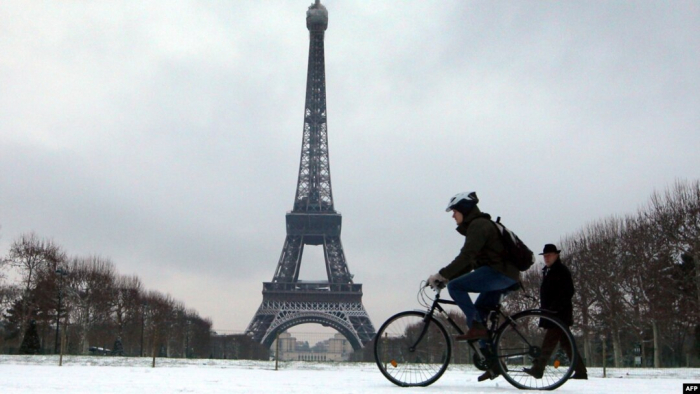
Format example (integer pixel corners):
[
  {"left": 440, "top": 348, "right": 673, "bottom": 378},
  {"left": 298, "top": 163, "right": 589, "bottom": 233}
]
[
  {"left": 0, "top": 233, "right": 212, "bottom": 358},
  {"left": 209, "top": 333, "right": 269, "bottom": 360},
  {"left": 507, "top": 180, "right": 700, "bottom": 368}
]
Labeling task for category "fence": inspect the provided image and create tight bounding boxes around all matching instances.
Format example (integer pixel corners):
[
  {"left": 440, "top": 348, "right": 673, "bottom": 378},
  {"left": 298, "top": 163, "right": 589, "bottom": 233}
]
[
  {"left": 5, "top": 323, "right": 698, "bottom": 377},
  {"left": 212, "top": 330, "right": 358, "bottom": 364}
]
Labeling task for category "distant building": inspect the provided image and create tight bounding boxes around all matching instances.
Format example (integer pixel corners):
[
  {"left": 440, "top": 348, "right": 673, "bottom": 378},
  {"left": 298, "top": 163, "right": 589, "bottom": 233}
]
[{"left": 272, "top": 332, "right": 353, "bottom": 362}]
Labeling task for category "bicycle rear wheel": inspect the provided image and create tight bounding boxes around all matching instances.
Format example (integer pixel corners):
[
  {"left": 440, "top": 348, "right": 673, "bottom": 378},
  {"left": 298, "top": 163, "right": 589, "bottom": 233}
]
[
  {"left": 374, "top": 311, "right": 451, "bottom": 387},
  {"left": 494, "top": 311, "right": 576, "bottom": 390}
]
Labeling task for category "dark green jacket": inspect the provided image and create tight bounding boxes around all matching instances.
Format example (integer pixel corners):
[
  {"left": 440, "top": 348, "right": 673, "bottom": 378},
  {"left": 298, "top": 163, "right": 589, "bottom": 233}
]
[{"left": 439, "top": 207, "right": 520, "bottom": 282}]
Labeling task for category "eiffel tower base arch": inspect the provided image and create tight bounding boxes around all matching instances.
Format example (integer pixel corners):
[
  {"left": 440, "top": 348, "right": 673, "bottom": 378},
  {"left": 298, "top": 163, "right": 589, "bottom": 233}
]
[{"left": 247, "top": 286, "right": 375, "bottom": 351}]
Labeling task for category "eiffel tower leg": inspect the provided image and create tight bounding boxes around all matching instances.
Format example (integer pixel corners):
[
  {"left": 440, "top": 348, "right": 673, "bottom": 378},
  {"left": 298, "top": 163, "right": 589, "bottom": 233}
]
[
  {"left": 245, "top": 301, "right": 275, "bottom": 344},
  {"left": 323, "top": 236, "right": 352, "bottom": 283},
  {"left": 346, "top": 303, "right": 376, "bottom": 346},
  {"left": 273, "top": 235, "right": 304, "bottom": 282},
  {"left": 247, "top": 235, "right": 303, "bottom": 342}
]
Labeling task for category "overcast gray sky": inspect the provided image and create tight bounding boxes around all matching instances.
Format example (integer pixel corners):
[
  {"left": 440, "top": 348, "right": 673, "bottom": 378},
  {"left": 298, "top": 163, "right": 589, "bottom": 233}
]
[{"left": 1, "top": 1, "right": 698, "bottom": 333}]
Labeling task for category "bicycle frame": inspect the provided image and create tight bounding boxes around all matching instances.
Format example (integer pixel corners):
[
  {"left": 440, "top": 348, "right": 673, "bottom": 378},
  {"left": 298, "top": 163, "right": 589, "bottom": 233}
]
[{"left": 411, "top": 287, "right": 541, "bottom": 365}]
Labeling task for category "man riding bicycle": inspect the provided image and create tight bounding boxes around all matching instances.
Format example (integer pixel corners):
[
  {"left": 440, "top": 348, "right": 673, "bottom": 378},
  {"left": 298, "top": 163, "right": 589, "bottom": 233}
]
[{"left": 428, "top": 191, "right": 520, "bottom": 381}]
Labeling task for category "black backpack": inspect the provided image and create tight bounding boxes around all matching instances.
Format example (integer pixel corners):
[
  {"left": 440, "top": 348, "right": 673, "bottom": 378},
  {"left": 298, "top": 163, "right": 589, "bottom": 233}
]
[{"left": 491, "top": 217, "right": 535, "bottom": 272}]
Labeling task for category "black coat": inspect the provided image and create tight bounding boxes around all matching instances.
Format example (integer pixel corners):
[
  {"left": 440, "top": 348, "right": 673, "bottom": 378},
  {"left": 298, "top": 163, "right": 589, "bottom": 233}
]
[{"left": 539, "top": 259, "right": 574, "bottom": 328}]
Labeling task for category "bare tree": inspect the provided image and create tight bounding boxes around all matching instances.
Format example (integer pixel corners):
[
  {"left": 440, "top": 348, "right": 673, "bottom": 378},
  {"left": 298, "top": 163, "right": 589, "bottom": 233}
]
[
  {"left": 7, "top": 233, "right": 64, "bottom": 293},
  {"left": 66, "top": 255, "right": 117, "bottom": 354},
  {"left": 0, "top": 284, "right": 21, "bottom": 351},
  {"left": 617, "top": 212, "right": 677, "bottom": 367},
  {"left": 548, "top": 181, "right": 700, "bottom": 368},
  {"left": 581, "top": 218, "right": 629, "bottom": 367},
  {"left": 4, "top": 233, "right": 66, "bottom": 346},
  {"left": 1, "top": 230, "right": 213, "bottom": 357},
  {"left": 647, "top": 180, "right": 700, "bottom": 366},
  {"left": 110, "top": 275, "right": 143, "bottom": 355},
  {"left": 649, "top": 180, "right": 700, "bottom": 307},
  {"left": 185, "top": 311, "right": 212, "bottom": 358}
]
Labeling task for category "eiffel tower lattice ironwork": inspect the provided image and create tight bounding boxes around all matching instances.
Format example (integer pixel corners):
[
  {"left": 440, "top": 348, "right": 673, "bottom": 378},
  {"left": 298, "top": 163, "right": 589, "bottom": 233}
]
[{"left": 245, "top": 1, "right": 375, "bottom": 351}]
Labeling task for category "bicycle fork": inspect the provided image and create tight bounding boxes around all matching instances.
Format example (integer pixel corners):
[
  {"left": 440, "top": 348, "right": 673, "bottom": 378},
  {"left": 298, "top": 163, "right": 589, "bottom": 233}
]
[{"left": 409, "top": 309, "right": 438, "bottom": 352}]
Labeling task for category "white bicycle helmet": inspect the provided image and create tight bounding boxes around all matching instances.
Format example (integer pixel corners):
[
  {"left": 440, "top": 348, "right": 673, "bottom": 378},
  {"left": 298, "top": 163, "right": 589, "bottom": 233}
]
[{"left": 445, "top": 191, "right": 479, "bottom": 212}]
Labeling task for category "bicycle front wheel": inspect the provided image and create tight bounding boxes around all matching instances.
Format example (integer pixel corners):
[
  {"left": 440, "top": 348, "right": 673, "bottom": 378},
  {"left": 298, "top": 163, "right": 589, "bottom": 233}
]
[
  {"left": 374, "top": 311, "right": 451, "bottom": 387},
  {"left": 494, "top": 311, "right": 577, "bottom": 390}
]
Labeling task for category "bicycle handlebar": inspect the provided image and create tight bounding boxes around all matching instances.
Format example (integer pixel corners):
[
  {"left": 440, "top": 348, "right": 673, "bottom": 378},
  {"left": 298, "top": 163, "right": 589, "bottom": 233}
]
[{"left": 425, "top": 281, "right": 446, "bottom": 290}]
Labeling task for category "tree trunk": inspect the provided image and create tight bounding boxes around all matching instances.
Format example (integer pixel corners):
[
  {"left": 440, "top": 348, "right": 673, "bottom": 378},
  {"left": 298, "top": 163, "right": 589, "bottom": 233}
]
[
  {"left": 612, "top": 330, "right": 623, "bottom": 367},
  {"left": 579, "top": 294, "right": 592, "bottom": 366},
  {"left": 79, "top": 328, "right": 89, "bottom": 355},
  {"left": 79, "top": 311, "right": 92, "bottom": 355},
  {"left": 652, "top": 320, "right": 661, "bottom": 368},
  {"left": 167, "top": 336, "right": 172, "bottom": 358}
]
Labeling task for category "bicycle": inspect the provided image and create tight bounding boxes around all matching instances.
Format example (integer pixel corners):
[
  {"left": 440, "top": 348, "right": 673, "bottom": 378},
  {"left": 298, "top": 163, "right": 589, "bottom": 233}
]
[{"left": 374, "top": 281, "right": 578, "bottom": 390}]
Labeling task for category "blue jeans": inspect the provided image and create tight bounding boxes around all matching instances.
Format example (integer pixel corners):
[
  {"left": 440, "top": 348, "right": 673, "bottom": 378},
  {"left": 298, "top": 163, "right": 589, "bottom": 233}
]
[{"left": 447, "top": 266, "right": 518, "bottom": 328}]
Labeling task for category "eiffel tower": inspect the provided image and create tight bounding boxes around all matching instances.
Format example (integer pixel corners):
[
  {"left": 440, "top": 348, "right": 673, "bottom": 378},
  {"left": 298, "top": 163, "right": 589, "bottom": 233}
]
[{"left": 245, "top": 1, "right": 375, "bottom": 351}]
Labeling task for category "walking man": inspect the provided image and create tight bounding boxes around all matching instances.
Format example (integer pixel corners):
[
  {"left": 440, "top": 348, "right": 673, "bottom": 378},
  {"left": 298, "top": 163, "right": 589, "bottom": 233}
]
[{"left": 524, "top": 243, "right": 588, "bottom": 380}]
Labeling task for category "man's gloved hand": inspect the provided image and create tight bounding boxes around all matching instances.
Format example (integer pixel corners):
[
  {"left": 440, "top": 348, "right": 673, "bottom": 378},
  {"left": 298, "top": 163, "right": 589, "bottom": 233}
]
[{"left": 427, "top": 273, "right": 448, "bottom": 289}]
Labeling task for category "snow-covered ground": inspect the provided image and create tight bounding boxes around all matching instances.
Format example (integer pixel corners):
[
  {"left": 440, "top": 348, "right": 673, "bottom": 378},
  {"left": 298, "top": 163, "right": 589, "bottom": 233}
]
[{"left": 0, "top": 355, "right": 697, "bottom": 393}]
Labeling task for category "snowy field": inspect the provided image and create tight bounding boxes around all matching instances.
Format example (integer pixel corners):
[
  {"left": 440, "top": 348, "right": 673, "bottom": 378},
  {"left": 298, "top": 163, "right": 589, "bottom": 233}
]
[{"left": 0, "top": 355, "right": 697, "bottom": 393}]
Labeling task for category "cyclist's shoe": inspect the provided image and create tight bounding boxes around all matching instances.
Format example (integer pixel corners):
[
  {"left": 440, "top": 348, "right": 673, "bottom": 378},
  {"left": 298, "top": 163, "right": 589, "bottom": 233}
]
[
  {"left": 477, "top": 369, "right": 500, "bottom": 382},
  {"left": 455, "top": 322, "right": 488, "bottom": 341},
  {"left": 571, "top": 372, "right": 588, "bottom": 380},
  {"left": 523, "top": 366, "right": 544, "bottom": 379}
]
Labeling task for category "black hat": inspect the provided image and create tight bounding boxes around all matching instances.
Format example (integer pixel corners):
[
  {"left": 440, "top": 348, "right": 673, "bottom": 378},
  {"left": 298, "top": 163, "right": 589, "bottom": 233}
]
[{"left": 539, "top": 244, "right": 561, "bottom": 255}]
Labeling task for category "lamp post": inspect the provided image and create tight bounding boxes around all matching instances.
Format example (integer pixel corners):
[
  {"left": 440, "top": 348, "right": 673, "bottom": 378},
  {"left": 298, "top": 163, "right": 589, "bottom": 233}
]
[
  {"left": 54, "top": 267, "right": 68, "bottom": 354},
  {"left": 601, "top": 333, "right": 607, "bottom": 378}
]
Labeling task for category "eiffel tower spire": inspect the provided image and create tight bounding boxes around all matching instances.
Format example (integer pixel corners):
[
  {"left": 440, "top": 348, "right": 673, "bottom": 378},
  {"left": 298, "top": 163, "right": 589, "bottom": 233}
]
[
  {"left": 295, "top": 0, "right": 332, "bottom": 213},
  {"left": 245, "top": 1, "right": 375, "bottom": 351}
]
